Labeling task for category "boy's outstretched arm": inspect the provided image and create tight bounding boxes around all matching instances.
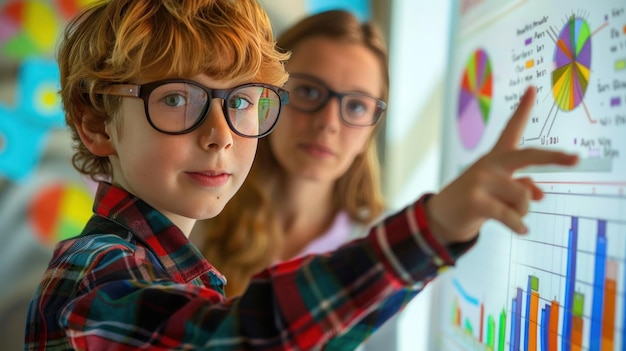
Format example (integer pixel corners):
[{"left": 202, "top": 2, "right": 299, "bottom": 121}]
[{"left": 426, "top": 86, "right": 579, "bottom": 244}]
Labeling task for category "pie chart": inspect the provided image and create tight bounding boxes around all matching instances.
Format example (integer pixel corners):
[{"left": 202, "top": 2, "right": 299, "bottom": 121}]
[
  {"left": 0, "top": 0, "right": 97, "bottom": 59},
  {"left": 551, "top": 15, "right": 591, "bottom": 111},
  {"left": 0, "top": 0, "right": 58, "bottom": 58},
  {"left": 28, "top": 181, "right": 93, "bottom": 247},
  {"left": 457, "top": 49, "right": 493, "bottom": 150}
]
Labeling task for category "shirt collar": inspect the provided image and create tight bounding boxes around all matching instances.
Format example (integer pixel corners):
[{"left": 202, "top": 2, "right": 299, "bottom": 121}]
[{"left": 91, "top": 181, "right": 224, "bottom": 283}]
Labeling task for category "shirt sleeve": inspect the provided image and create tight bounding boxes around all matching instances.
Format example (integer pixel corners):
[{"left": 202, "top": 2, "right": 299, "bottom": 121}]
[
  {"left": 60, "top": 193, "right": 476, "bottom": 350},
  {"left": 266, "top": 194, "right": 477, "bottom": 350}
]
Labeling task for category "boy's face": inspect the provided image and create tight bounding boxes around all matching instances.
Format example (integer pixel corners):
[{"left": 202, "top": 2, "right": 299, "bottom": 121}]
[{"left": 105, "top": 74, "right": 258, "bottom": 233}]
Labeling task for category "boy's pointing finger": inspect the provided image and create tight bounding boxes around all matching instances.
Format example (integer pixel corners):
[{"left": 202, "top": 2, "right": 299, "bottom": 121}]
[
  {"left": 499, "top": 148, "right": 579, "bottom": 173},
  {"left": 494, "top": 86, "right": 536, "bottom": 151}
]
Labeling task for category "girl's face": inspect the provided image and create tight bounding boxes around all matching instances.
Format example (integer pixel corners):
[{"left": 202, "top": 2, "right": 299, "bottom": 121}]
[
  {"left": 269, "top": 37, "right": 383, "bottom": 185},
  {"left": 106, "top": 74, "right": 258, "bottom": 233}
]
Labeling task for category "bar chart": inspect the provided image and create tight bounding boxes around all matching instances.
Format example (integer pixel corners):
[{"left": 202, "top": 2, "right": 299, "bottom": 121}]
[
  {"left": 507, "top": 190, "right": 626, "bottom": 350},
  {"left": 438, "top": 187, "right": 626, "bottom": 351},
  {"left": 450, "top": 278, "right": 508, "bottom": 350}
]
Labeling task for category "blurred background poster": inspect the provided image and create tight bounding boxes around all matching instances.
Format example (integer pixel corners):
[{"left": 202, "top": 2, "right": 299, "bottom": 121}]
[
  {"left": 0, "top": 0, "right": 375, "bottom": 349},
  {"left": 0, "top": 1, "right": 99, "bottom": 349}
]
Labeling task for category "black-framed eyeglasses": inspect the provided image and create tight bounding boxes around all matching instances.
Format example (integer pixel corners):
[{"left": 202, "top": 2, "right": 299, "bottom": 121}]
[
  {"left": 284, "top": 73, "right": 386, "bottom": 127},
  {"left": 96, "top": 79, "right": 289, "bottom": 138}
]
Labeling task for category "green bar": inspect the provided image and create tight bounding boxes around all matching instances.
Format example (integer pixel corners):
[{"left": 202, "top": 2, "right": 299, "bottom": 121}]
[
  {"left": 487, "top": 315, "right": 495, "bottom": 348},
  {"left": 465, "top": 318, "right": 473, "bottom": 335},
  {"left": 573, "top": 292, "right": 585, "bottom": 317},
  {"left": 616, "top": 59, "right": 626, "bottom": 71},
  {"left": 531, "top": 275, "right": 539, "bottom": 291},
  {"left": 498, "top": 308, "right": 506, "bottom": 351}
]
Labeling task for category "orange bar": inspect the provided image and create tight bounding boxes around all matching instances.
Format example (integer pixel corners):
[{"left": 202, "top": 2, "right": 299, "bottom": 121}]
[
  {"left": 479, "top": 302, "right": 484, "bottom": 343},
  {"left": 572, "top": 316, "right": 584, "bottom": 351},
  {"left": 601, "top": 260, "right": 618, "bottom": 350},
  {"left": 623, "top": 25, "right": 626, "bottom": 34},
  {"left": 548, "top": 300, "right": 560, "bottom": 351},
  {"left": 525, "top": 59, "right": 534, "bottom": 69},
  {"left": 529, "top": 291, "right": 539, "bottom": 351},
  {"left": 456, "top": 301, "right": 462, "bottom": 327}
]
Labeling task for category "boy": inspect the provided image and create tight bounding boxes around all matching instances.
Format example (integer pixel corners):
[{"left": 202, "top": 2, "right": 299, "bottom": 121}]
[{"left": 25, "top": 0, "right": 578, "bottom": 350}]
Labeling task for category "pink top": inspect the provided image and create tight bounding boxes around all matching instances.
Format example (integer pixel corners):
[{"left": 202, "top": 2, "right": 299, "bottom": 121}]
[{"left": 293, "top": 211, "right": 357, "bottom": 258}]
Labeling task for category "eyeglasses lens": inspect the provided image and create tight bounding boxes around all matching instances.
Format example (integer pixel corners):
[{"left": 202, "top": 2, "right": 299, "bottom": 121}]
[
  {"left": 147, "top": 82, "right": 281, "bottom": 136},
  {"left": 286, "top": 76, "right": 382, "bottom": 126}
]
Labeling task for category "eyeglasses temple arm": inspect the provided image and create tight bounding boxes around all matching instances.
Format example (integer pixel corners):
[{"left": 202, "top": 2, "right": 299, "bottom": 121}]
[
  {"left": 95, "top": 84, "right": 141, "bottom": 98},
  {"left": 279, "top": 90, "right": 290, "bottom": 105}
]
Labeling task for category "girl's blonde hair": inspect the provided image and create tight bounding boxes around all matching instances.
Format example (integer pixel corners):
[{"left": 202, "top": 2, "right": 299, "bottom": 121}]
[
  {"left": 59, "top": 0, "right": 289, "bottom": 179},
  {"left": 200, "top": 10, "right": 388, "bottom": 296}
]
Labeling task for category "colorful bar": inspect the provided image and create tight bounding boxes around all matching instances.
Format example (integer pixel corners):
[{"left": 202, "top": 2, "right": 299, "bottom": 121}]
[
  {"left": 525, "top": 37, "right": 533, "bottom": 45},
  {"left": 540, "top": 306, "right": 548, "bottom": 351},
  {"left": 562, "top": 218, "right": 579, "bottom": 351},
  {"left": 480, "top": 302, "right": 485, "bottom": 343},
  {"left": 573, "top": 292, "right": 584, "bottom": 321},
  {"left": 487, "top": 315, "right": 495, "bottom": 349},
  {"left": 510, "top": 288, "right": 523, "bottom": 351},
  {"left": 601, "top": 260, "right": 617, "bottom": 351},
  {"left": 465, "top": 318, "right": 474, "bottom": 335},
  {"left": 499, "top": 308, "right": 506, "bottom": 351},
  {"left": 510, "top": 298, "right": 517, "bottom": 351},
  {"left": 525, "top": 59, "right": 534, "bottom": 69},
  {"left": 524, "top": 276, "right": 532, "bottom": 351},
  {"left": 572, "top": 316, "right": 584, "bottom": 351},
  {"left": 617, "top": 59, "right": 626, "bottom": 71},
  {"left": 453, "top": 298, "right": 461, "bottom": 327},
  {"left": 590, "top": 220, "right": 607, "bottom": 351},
  {"left": 549, "top": 300, "right": 560, "bottom": 351},
  {"left": 571, "top": 292, "right": 585, "bottom": 351},
  {"left": 529, "top": 277, "right": 539, "bottom": 351}
]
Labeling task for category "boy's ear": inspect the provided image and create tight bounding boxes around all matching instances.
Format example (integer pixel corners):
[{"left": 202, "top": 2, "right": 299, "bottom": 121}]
[{"left": 75, "top": 111, "right": 116, "bottom": 157}]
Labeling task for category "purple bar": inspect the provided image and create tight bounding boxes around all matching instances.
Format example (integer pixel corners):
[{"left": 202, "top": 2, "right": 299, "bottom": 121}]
[
  {"left": 524, "top": 277, "right": 532, "bottom": 350},
  {"left": 514, "top": 288, "right": 523, "bottom": 350},
  {"left": 510, "top": 298, "right": 517, "bottom": 351},
  {"left": 525, "top": 37, "right": 533, "bottom": 45},
  {"left": 562, "top": 217, "right": 579, "bottom": 351}
]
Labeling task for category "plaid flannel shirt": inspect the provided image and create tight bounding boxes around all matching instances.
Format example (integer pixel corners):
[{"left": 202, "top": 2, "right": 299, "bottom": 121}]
[{"left": 25, "top": 182, "right": 475, "bottom": 350}]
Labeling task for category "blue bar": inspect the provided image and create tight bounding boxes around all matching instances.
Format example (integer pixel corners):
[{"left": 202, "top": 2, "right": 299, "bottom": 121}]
[
  {"left": 510, "top": 298, "right": 518, "bottom": 351},
  {"left": 540, "top": 306, "right": 548, "bottom": 351},
  {"left": 524, "top": 276, "right": 532, "bottom": 350},
  {"left": 562, "top": 217, "right": 579, "bottom": 351},
  {"left": 515, "top": 288, "right": 523, "bottom": 350},
  {"left": 589, "top": 220, "right": 607, "bottom": 351}
]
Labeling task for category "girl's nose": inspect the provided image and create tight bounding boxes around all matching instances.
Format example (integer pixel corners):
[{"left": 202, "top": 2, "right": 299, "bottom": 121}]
[{"left": 312, "top": 97, "right": 342, "bottom": 133}]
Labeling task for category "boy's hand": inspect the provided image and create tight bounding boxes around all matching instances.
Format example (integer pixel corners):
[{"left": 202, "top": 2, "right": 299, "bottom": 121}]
[{"left": 426, "top": 86, "right": 579, "bottom": 244}]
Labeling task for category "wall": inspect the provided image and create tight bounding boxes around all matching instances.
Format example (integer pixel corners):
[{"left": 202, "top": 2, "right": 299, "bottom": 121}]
[{"left": 380, "top": 0, "right": 453, "bottom": 350}]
